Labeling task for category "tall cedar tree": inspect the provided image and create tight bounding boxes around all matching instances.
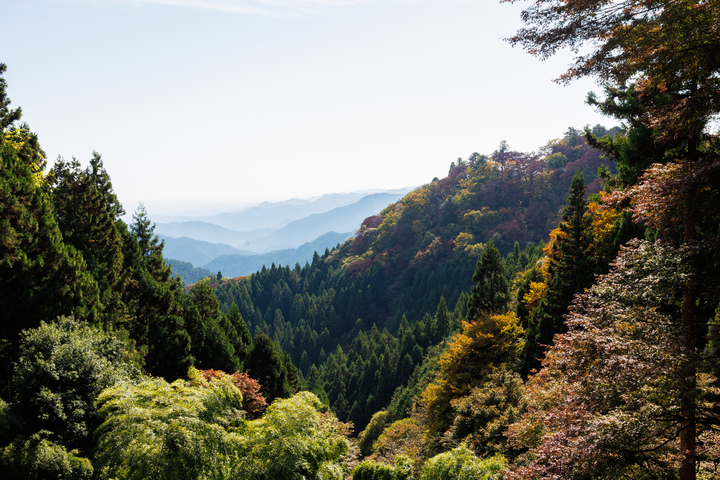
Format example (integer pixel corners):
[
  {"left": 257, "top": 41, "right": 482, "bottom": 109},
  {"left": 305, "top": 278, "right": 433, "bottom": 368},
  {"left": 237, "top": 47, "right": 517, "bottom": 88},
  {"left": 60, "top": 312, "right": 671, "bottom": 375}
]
[
  {"left": 0, "top": 70, "right": 99, "bottom": 390},
  {"left": 246, "top": 331, "right": 299, "bottom": 403},
  {"left": 521, "top": 172, "right": 594, "bottom": 375},
  {"left": 431, "top": 296, "right": 451, "bottom": 343},
  {"left": 50, "top": 155, "right": 126, "bottom": 327},
  {"left": 123, "top": 205, "right": 193, "bottom": 379},
  {"left": 466, "top": 241, "right": 509, "bottom": 319},
  {"left": 0, "top": 64, "right": 21, "bottom": 133}
]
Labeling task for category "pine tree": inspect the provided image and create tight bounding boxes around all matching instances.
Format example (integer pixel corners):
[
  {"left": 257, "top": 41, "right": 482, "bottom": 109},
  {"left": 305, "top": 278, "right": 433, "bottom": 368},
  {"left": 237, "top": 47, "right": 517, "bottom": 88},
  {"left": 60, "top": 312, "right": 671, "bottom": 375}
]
[
  {"left": 50, "top": 155, "right": 125, "bottom": 326},
  {"left": 0, "top": 64, "right": 21, "bottom": 133},
  {"left": 0, "top": 137, "right": 100, "bottom": 389},
  {"left": 521, "top": 171, "right": 595, "bottom": 374},
  {"left": 466, "top": 241, "right": 510, "bottom": 319},
  {"left": 432, "top": 296, "right": 451, "bottom": 343}
]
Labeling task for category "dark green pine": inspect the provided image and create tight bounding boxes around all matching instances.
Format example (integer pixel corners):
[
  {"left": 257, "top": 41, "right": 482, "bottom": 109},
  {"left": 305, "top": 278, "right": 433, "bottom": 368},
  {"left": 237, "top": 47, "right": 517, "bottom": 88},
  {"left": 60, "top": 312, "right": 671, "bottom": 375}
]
[
  {"left": 521, "top": 171, "right": 595, "bottom": 375},
  {"left": 466, "top": 241, "right": 510, "bottom": 320}
]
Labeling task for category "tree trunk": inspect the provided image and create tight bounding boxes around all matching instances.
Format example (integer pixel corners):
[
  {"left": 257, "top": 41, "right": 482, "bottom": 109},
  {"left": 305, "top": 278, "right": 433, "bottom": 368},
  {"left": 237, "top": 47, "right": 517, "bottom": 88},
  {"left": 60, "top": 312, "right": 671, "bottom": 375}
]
[{"left": 680, "top": 137, "right": 699, "bottom": 480}]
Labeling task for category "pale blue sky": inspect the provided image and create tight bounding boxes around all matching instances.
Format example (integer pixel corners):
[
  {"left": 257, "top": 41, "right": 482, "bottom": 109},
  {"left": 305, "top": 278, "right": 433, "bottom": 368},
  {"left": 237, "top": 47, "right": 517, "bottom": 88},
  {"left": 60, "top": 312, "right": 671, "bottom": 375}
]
[{"left": 2, "top": 0, "right": 610, "bottom": 216}]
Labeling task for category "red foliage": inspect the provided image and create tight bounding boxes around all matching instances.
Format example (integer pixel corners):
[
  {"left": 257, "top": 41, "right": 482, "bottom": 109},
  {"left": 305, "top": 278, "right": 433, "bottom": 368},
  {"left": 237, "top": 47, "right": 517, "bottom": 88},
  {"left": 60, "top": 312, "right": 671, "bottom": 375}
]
[
  {"left": 350, "top": 233, "right": 369, "bottom": 255},
  {"left": 232, "top": 371, "right": 268, "bottom": 419},
  {"left": 346, "top": 258, "right": 373, "bottom": 277},
  {"left": 362, "top": 215, "right": 383, "bottom": 229},
  {"left": 495, "top": 219, "right": 529, "bottom": 245}
]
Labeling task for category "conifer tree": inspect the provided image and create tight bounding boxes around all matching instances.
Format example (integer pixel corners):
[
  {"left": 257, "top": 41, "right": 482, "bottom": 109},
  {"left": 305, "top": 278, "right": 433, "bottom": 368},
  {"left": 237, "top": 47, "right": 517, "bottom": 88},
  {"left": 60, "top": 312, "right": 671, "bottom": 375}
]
[
  {"left": 0, "top": 64, "right": 21, "bottom": 133},
  {"left": 521, "top": 171, "right": 595, "bottom": 374},
  {"left": 226, "top": 302, "right": 252, "bottom": 369},
  {"left": 466, "top": 242, "right": 510, "bottom": 319},
  {"left": 0, "top": 131, "right": 100, "bottom": 390},
  {"left": 432, "top": 296, "right": 451, "bottom": 343},
  {"left": 246, "top": 331, "right": 298, "bottom": 403},
  {"left": 50, "top": 155, "right": 125, "bottom": 326}
]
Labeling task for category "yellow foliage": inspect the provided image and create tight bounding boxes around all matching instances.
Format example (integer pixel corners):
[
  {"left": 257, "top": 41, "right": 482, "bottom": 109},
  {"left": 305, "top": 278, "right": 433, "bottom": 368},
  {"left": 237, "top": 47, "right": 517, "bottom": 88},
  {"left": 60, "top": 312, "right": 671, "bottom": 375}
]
[
  {"left": 588, "top": 197, "right": 622, "bottom": 259},
  {"left": 453, "top": 232, "right": 475, "bottom": 256},
  {"left": 420, "top": 311, "right": 524, "bottom": 436},
  {"left": 463, "top": 207, "right": 499, "bottom": 232},
  {"left": 522, "top": 282, "right": 546, "bottom": 313}
]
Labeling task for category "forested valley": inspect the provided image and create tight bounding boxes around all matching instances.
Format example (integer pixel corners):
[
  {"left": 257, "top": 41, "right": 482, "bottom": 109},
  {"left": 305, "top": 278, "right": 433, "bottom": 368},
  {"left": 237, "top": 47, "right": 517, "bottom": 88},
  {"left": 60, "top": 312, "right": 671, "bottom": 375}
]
[{"left": 2, "top": 0, "right": 720, "bottom": 478}]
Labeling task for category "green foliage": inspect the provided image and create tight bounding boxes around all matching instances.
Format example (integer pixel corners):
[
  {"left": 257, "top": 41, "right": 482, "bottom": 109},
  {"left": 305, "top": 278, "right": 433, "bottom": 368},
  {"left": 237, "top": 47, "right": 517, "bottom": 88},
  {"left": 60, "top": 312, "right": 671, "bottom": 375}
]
[
  {"left": 0, "top": 400, "right": 18, "bottom": 447},
  {"left": 357, "top": 409, "right": 392, "bottom": 457},
  {"left": 49, "top": 154, "right": 126, "bottom": 326},
  {"left": 95, "top": 371, "right": 244, "bottom": 480},
  {"left": 444, "top": 366, "right": 524, "bottom": 458},
  {"left": 240, "top": 391, "right": 350, "bottom": 480},
  {"left": 165, "top": 258, "right": 213, "bottom": 285},
  {"left": 420, "top": 445, "right": 505, "bottom": 480},
  {"left": 0, "top": 63, "right": 22, "bottom": 133},
  {"left": 0, "top": 138, "right": 100, "bottom": 386},
  {"left": 466, "top": 242, "right": 510, "bottom": 318},
  {"left": 246, "top": 330, "right": 300, "bottom": 403},
  {"left": 431, "top": 296, "right": 451, "bottom": 343},
  {"left": 352, "top": 456, "right": 413, "bottom": 480},
  {"left": 97, "top": 381, "right": 348, "bottom": 480},
  {"left": 0, "top": 431, "right": 93, "bottom": 480},
  {"left": 10, "top": 317, "right": 137, "bottom": 454},
  {"left": 521, "top": 171, "right": 595, "bottom": 374}
]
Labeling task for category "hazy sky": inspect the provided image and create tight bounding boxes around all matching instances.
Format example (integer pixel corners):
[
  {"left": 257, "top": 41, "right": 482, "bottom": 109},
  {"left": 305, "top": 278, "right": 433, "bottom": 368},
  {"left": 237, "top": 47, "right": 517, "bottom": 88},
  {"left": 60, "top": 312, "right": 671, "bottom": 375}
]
[{"left": 2, "top": 0, "right": 611, "bottom": 216}]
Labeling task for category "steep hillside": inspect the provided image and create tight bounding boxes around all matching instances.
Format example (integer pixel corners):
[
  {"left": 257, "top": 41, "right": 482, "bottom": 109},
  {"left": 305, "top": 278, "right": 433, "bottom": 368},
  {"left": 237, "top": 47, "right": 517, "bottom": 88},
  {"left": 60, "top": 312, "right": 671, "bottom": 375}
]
[{"left": 212, "top": 127, "right": 618, "bottom": 429}]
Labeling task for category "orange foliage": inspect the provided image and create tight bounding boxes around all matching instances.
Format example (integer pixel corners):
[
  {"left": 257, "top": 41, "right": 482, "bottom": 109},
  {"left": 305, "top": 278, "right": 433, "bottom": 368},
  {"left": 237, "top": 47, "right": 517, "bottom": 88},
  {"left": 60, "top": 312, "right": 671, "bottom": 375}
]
[{"left": 191, "top": 368, "right": 268, "bottom": 419}]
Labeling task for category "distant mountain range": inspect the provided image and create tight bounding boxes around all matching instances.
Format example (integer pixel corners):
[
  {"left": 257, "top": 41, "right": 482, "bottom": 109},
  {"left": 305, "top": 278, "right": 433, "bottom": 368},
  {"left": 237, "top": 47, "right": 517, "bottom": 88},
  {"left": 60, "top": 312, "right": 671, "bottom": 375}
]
[
  {"left": 159, "top": 236, "right": 247, "bottom": 268},
  {"left": 203, "top": 232, "right": 353, "bottom": 278},
  {"left": 159, "top": 189, "right": 411, "bottom": 282}
]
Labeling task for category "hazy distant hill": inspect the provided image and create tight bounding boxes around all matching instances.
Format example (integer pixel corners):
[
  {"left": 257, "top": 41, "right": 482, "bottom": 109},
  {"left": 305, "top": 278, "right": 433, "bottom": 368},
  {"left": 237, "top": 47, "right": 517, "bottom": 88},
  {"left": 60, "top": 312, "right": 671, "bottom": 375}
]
[
  {"left": 154, "top": 222, "right": 273, "bottom": 248},
  {"left": 165, "top": 259, "right": 214, "bottom": 285},
  {"left": 242, "top": 193, "right": 405, "bottom": 252},
  {"left": 208, "top": 192, "right": 370, "bottom": 230},
  {"left": 154, "top": 191, "right": 408, "bottom": 253},
  {"left": 203, "top": 231, "right": 352, "bottom": 277},
  {"left": 154, "top": 189, "right": 412, "bottom": 231},
  {"left": 159, "top": 235, "right": 250, "bottom": 267}
]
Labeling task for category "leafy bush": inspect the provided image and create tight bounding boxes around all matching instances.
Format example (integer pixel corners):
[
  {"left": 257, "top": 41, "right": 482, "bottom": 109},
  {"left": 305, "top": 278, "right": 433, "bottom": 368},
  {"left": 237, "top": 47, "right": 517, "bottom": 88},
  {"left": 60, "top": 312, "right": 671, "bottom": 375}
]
[
  {"left": 10, "top": 317, "right": 138, "bottom": 454},
  {"left": 0, "top": 431, "right": 93, "bottom": 480},
  {"left": 420, "top": 445, "right": 505, "bottom": 480},
  {"left": 352, "top": 455, "right": 413, "bottom": 480},
  {"left": 95, "top": 382, "right": 349, "bottom": 480},
  {"left": 357, "top": 410, "right": 392, "bottom": 457}
]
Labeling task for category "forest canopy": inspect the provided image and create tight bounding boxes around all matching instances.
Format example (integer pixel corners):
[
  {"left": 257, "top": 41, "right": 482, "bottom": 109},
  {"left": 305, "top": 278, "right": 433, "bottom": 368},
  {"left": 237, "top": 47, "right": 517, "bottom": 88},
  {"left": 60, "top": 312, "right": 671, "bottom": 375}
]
[{"left": 1, "top": 0, "right": 719, "bottom": 475}]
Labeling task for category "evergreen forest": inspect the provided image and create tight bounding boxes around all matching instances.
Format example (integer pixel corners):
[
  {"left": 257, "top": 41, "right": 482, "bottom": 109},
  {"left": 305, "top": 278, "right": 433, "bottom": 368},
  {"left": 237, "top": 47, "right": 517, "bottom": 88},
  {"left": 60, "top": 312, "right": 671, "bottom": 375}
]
[{"left": 1, "top": 0, "right": 720, "bottom": 478}]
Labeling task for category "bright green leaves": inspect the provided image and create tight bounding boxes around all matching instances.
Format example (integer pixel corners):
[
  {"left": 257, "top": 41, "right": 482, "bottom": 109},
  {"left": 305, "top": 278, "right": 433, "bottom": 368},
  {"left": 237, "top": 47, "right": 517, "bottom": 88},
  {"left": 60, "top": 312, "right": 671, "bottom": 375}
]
[
  {"left": 241, "top": 391, "right": 350, "bottom": 480},
  {"left": 11, "top": 317, "right": 137, "bottom": 453},
  {"left": 95, "top": 373, "right": 244, "bottom": 480},
  {"left": 420, "top": 445, "right": 505, "bottom": 480},
  {"left": 95, "top": 385, "right": 350, "bottom": 480}
]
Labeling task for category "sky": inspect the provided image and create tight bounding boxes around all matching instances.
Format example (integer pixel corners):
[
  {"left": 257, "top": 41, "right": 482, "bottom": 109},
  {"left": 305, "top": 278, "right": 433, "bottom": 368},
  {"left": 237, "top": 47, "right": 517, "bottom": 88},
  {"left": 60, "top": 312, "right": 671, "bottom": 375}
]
[{"left": 1, "top": 0, "right": 612, "bottom": 217}]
